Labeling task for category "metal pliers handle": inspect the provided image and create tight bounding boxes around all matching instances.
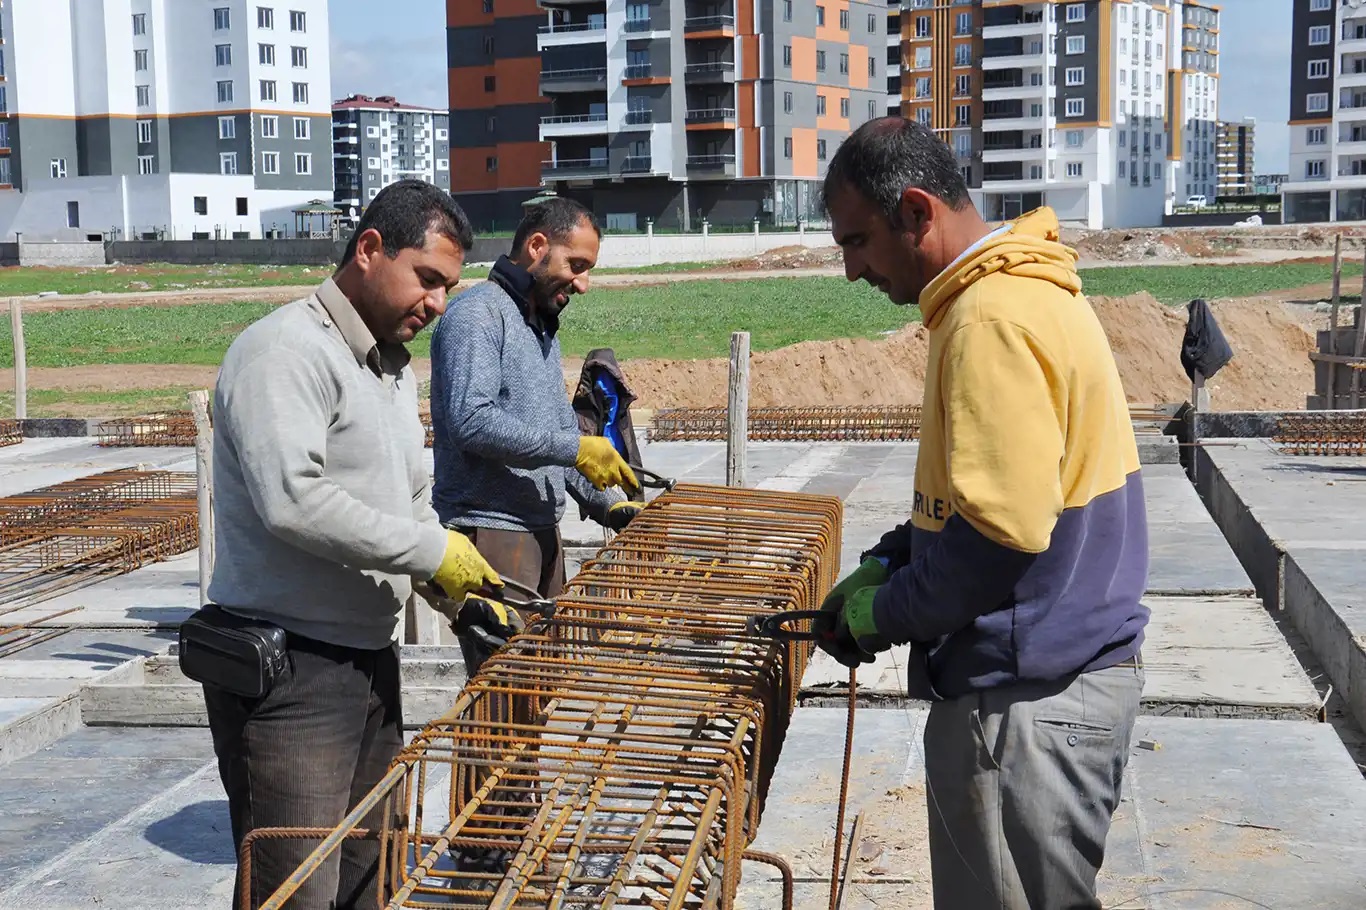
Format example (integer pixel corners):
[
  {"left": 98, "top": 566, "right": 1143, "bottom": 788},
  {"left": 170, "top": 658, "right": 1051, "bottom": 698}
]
[
  {"left": 628, "top": 463, "right": 676, "bottom": 492},
  {"left": 747, "top": 610, "right": 835, "bottom": 642},
  {"left": 475, "top": 576, "right": 556, "bottom": 620}
]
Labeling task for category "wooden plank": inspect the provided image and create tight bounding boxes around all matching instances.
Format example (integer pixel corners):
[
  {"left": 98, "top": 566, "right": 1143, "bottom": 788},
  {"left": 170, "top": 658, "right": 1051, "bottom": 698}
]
[
  {"left": 1309, "top": 352, "right": 1366, "bottom": 365},
  {"left": 1328, "top": 235, "right": 1343, "bottom": 409},
  {"left": 726, "top": 331, "right": 750, "bottom": 487},
  {"left": 187, "top": 390, "right": 213, "bottom": 605}
]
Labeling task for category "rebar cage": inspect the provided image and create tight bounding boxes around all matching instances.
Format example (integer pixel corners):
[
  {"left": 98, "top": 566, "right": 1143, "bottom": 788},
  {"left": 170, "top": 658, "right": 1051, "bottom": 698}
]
[
  {"left": 0, "top": 420, "right": 20, "bottom": 448},
  {"left": 1274, "top": 413, "right": 1366, "bottom": 456},
  {"left": 252, "top": 483, "right": 842, "bottom": 910},
  {"left": 95, "top": 411, "right": 199, "bottom": 447},
  {"left": 648, "top": 406, "right": 923, "bottom": 442}
]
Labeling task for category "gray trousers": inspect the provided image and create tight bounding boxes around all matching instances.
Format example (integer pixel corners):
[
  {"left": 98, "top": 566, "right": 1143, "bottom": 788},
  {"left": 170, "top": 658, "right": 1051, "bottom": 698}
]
[{"left": 923, "top": 663, "right": 1144, "bottom": 910}]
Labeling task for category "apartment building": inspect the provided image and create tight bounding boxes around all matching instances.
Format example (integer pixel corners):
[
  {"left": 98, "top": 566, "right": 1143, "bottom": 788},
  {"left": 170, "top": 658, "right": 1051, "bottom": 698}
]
[
  {"left": 332, "top": 95, "right": 451, "bottom": 224},
  {"left": 887, "top": 1, "right": 903, "bottom": 114},
  {"left": 1167, "top": 0, "right": 1220, "bottom": 207},
  {"left": 1216, "top": 117, "right": 1255, "bottom": 196},
  {"left": 448, "top": 0, "right": 886, "bottom": 231},
  {"left": 898, "top": 0, "right": 1213, "bottom": 229},
  {"left": 1284, "top": 0, "right": 1366, "bottom": 222},
  {"left": 0, "top": 0, "right": 332, "bottom": 241}
]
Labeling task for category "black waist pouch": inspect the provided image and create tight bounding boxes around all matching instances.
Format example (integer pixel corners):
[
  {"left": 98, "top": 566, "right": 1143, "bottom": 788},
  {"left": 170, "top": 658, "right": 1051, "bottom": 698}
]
[{"left": 179, "top": 604, "right": 289, "bottom": 699}]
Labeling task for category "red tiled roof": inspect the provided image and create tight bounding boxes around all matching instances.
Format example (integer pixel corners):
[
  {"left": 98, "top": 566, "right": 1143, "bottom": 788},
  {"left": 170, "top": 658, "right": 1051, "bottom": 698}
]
[{"left": 332, "top": 94, "right": 444, "bottom": 113}]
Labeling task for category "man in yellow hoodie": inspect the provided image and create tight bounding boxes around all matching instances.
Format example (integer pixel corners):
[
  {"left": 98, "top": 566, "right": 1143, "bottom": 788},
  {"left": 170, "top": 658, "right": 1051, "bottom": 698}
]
[{"left": 815, "top": 117, "right": 1149, "bottom": 909}]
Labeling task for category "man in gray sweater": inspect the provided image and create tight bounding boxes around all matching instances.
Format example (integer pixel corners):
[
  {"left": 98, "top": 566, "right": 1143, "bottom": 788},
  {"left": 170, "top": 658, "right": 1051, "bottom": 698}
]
[
  {"left": 430, "top": 197, "right": 639, "bottom": 666},
  {"left": 205, "top": 180, "right": 501, "bottom": 909}
]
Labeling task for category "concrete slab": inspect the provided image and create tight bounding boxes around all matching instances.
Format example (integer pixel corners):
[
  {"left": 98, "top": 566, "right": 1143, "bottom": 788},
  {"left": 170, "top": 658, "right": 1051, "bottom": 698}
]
[
  {"left": 801, "top": 596, "right": 1321, "bottom": 720},
  {"left": 0, "top": 438, "right": 194, "bottom": 499},
  {"left": 0, "top": 553, "right": 200, "bottom": 629},
  {"left": 737, "top": 708, "right": 1366, "bottom": 910},
  {"left": 1200, "top": 441, "right": 1366, "bottom": 733}
]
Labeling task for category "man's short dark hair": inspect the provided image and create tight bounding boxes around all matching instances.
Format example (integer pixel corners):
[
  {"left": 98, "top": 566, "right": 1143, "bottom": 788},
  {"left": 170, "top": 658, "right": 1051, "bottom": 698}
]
[
  {"left": 340, "top": 179, "right": 474, "bottom": 265},
  {"left": 511, "top": 197, "right": 602, "bottom": 255},
  {"left": 822, "top": 117, "right": 972, "bottom": 226}
]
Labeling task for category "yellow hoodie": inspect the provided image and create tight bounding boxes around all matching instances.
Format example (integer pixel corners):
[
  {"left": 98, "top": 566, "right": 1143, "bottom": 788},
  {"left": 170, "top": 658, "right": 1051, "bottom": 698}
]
[{"left": 866, "top": 207, "right": 1149, "bottom": 698}]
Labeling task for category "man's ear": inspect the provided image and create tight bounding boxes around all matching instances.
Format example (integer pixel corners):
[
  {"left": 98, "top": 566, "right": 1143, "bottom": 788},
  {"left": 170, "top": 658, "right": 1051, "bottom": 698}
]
[
  {"left": 897, "top": 187, "right": 935, "bottom": 240},
  {"left": 352, "top": 228, "right": 385, "bottom": 273},
  {"left": 525, "top": 231, "right": 549, "bottom": 263}
]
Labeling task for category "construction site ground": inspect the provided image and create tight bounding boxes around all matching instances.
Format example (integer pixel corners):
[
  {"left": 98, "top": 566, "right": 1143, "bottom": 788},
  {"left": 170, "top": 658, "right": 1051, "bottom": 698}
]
[{"left": 1, "top": 432, "right": 1364, "bottom": 909}]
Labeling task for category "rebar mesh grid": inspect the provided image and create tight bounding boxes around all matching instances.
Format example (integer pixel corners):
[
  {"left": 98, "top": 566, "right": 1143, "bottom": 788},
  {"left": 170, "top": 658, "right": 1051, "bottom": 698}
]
[
  {"left": 1274, "top": 413, "right": 1366, "bottom": 456},
  {"left": 95, "top": 411, "right": 198, "bottom": 447},
  {"left": 253, "top": 483, "right": 842, "bottom": 910},
  {"left": 649, "top": 406, "right": 923, "bottom": 442},
  {"left": 0, "top": 420, "right": 20, "bottom": 448},
  {"left": 0, "top": 473, "right": 198, "bottom": 614}
]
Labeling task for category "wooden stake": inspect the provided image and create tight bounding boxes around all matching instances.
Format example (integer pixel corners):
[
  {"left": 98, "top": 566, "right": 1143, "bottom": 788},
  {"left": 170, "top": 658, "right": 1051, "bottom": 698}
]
[
  {"left": 8, "top": 298, "right": 25, "bottom": 420},
  {"left": 726, "top": 331, "right": 750, "bottom": 488},
  {"left": 1327, "top": 236, "right": 1343, "bottom": 410},
  {"left": 1352, "top": 291, "right": 1366, "bottom": 409},
  {"left": 188, "top": 390, "right": 214, "bottom": 605}
]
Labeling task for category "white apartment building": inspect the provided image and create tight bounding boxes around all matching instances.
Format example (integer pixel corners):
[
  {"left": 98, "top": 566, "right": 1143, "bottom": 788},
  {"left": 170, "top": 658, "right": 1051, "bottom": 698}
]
[
  {"left": 0, "top": 0, "right": 332, "bottom": 241},
  {"left": 1284, "top": 0, "right": 1366, "bottom": 223},
  {"left": 1166, "top": 0, "right": 1220, "bottom": 208},
  {"left": 332, "top": 95, "right": 451, "bottom": 224}
]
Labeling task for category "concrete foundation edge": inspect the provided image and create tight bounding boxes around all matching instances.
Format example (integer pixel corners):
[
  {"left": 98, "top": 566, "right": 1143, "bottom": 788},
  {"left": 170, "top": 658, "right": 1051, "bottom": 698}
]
[{"left": 0, "top": 695, "right": 82, "bottom": 767}]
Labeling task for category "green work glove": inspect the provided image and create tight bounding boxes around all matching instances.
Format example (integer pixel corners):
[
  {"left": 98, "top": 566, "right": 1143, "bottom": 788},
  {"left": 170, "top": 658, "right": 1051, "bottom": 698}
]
[
  {"left": 818, "top": 558, "right": 889, "bottom": 619},
  {"left": 814, "top": 584, "right": 890, "bottom": 669},
  {"left": 605, "top": 500, "right": 642, "bottom": 531},
  {"left": 432, "top": 530, "right": 502, "bottom": 601}
]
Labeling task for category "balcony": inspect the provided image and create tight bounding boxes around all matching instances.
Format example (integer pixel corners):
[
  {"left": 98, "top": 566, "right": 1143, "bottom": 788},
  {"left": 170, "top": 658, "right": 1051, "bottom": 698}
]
[
  {"left": 686, "top": 107, "right": 736, "bottom": 128},
  {"left": 982, "top": 50, "right": 1046, "bottom": 70},
  {"left": 623, "top": 64, "right": 657, "bottom": 82},
  {"left": 539, "top": 112, "right": 610, "bottom": 138},
  {"left": 540, "top": 66, "right": 609, "bottom": 93},
  {"left": 685, "top": 15, "right": 735, "bottom": 36},
  {"left": 624, "top": 17, "right": 655, "bottom": 33},
  {"left": 684, "top": 60, "right": 735, "bottom": 83},
  {"left": 687, "top": 153, "right": 737, "bottom": 176},
  {"left": 981, "top": 145, "right": 1046, "bottom": 163},
  {"left": 537, "top": 19, "right": 607, "bottom": 47},
  {"left": 621, "top": 155, "right": 655, "bottom": 174},
  {"left": 622, "top": 109, "right": 653, "bottom": 128},
  {"left": 981, "top": 10, "right": 1045, "bottom": 40},
  {"left": 542, "top": 157, "right": 610, "bottom": 178},
  {"left": 982, "top": 82, "right": 1045, "bottom": 102}
]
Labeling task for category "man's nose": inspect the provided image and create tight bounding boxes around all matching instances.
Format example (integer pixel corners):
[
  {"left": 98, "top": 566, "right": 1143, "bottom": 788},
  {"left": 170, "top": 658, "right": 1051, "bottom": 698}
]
[
  {"left": 843, "top": 254, "right": 863, "bottom": 284},
  {"left": 572, "top": 273, "right": 590, "bottom": 294},
  {"left": 428, "top": 289, "right": 449, "bottom": 317}
]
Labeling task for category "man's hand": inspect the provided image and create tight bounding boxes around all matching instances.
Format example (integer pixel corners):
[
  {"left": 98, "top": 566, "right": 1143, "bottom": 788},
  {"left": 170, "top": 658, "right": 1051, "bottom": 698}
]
[
  {"left": 457, "top": 596, "right": 526, "bottom": 642},
  {"left": 432, "top": 530, "right": 502, "bottom": 600},
  {"left": 842, "top": 586, "right": 890, "bottom": 657},
  {"left": 814, "top": 558, "right": 890, "bottom": 668},
  {"left": 605, "top": 500, "right": 642, "bottom": 531},
  {"left": 575, "top": 437, "right": 640, "bottom": 492},
  {"left": 818, "top": 558, "right": 889, "bottom": 618}
]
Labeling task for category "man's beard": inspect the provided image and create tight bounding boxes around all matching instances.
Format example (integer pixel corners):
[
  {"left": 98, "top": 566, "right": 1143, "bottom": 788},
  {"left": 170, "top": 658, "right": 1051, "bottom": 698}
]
[{"left": 529, "top": 263, "right": 571, "bottom": 316}]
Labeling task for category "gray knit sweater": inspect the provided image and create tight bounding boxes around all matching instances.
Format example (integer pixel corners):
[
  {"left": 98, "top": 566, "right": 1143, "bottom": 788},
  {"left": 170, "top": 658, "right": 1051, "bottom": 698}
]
[{"left": 430, "top": 263, "right": 620, "bottom": 531}]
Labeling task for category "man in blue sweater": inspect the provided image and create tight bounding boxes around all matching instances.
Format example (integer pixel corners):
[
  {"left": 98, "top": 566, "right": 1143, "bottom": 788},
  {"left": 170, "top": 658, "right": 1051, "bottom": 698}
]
[{"left": 430, "top": 198, "right": 639, "bottom": 669}]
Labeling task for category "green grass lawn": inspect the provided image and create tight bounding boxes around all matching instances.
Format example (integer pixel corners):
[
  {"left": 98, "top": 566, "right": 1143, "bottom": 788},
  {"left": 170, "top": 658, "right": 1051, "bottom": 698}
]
[
  {"left": 0, "top": 387, "right": 198, "bottom": 417},
  {"left": 0, "top": 261, "right": 1350, "bottom": 373}
]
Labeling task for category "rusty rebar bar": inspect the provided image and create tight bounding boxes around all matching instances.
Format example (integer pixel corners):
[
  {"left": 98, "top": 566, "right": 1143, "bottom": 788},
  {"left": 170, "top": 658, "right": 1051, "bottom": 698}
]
[
  {"left": 95, "top": 411, "right": 198, "bottom": 447},
  {"left": 649, "top": 406, "right": 922, "bottom": 442},
  {"left": 255, "top": 483, "right": 843, "bottom": 910},
  {"left": 1274, "top": 413, "right": 1366, "bottom": 456},
  {"left": 0, "top": 420, "right": 20, "bottom": 448}
]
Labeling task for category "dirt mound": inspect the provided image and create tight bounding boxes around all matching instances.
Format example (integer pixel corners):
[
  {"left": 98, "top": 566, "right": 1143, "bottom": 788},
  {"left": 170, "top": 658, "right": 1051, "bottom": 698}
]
[
  {"left": 608, "top": 293, "right": 1315, "bottom": 413},
  {"left": 721, "top": 245, "right": 844, "bottom": 271}
]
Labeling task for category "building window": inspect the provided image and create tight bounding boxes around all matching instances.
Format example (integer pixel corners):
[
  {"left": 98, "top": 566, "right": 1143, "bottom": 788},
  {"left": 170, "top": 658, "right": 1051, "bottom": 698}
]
[
  {"left": 366, "top": 124, "right": 379, "bottom": 138},
  {"left": 840, "top": 8, "right": 849, "bottom": 30},
  {"left": 214, "top": 45, "right": 231, "bottom": 67},
  {"left": 868, "top": 100, "right": 877, "bottom": 120},
  {"left": 1065, "top": 67, "right": 1084, "bottom": 86},
  {"left": 295, "top": 152, "right": 312, "bottom": 174},
  {"left": 1066, "top": 36, "right": 1084, "bottom": 55},
  {"left": 193, "top": 196, "right": 208, "bottom": 215},
  {"left": 955, "top": 44, "right": 970, "bottom": 66},
  {"left": 1065, "top": 97, "right": 1084, "bottom": 117},
  {"left": 1120, "top": 69, "right": 1127, "bottom": 85},
  {"left": 915, "top": 46, "right": 931, "bottom": 69},
  {"left": 260, "top": 80, "right": 276, "bottom": 101},
  {"left": 1066, "top": 161, "right": 1083, "bottom": 178},
  {"left": 956, "top": 12, "right": 970, "bottom": 36},
  {"left": 1307, "top": 93, "right": 1329, "bottom": 114},
  {"left": 291, "top": 46, "right": 307, "bottom": 68},
  {"left": 137, "top": 119, "right": 153, "bottom": 143},
  {"left": 66, "top": 201, "right": 80, "bottom": 228},
  {"left": 219, "top": 116, "right": 236, "bottom": 139},
  {"left": 292, "top": 82, "right": 308, "bottom": 103},
  {"left": 235, "top": 197, "right": 248, "bottom": 217},
  {"left": 816, "top": 50, "right": 826, "bottom": 71},
  {"left": 484, "top": 75, "right": 496, "bottom": 92},
  {"left": 817, "top": 139, "right": 828, "bottom": 160},
  {"left": 816, "top": 5, "right": 825, "bottom": 26},
  {"left": 916, "top": 15, "right": 930, "bottom": 38},
  {"left": 1066, "top": 130, "right": 1083, "bottom": 148},
  {"left": 916, "top": 108, "right": 931, "bottom": 125},
  {"left": 138, "top": 155, "right": 154, "bottom": 175},
  {"left": 137, "top": 84, "right": 151, "bottom": 106},
  {"left": 1307, "top": 126, "right": 1326, "bottom": 145},
  {"left": 214, "top": 8, "right": 231, "bottom": 30},
  {"left": 817, "top": 94, "right": 827, "bottom": 116},
  {"left": 289, "top": 10, "right": 306, "bottom": 32},
  {"left": 783, "top": 91, "right": 793, "bottom": 113},
  {"left": 482, "top": 0, "right": 492, "bottom": 11},
  {"left": 840, "top": 53, "right": 849, "bottom": 74},
  {"left": 218, "top": 80, "right": 234, "bottom": 103},
  {"left": 258, "top": 7, "right": 274, "bottom": 28},
  {"left": 955, "top": 134, "right": 971, "bottom": 157},
  {"left": 1307, "top": 160, "right": 1325, "bottom": 179},
  {"left": 956, "top": 74, "right": 970, "bottom": 96},
  {"left": 868, "top": 13, "right": 876, "bottom": 33},
  {"left": 1308, "top": 59, "right": 1330, "bottom": 80},
  {"left": 220, "top": 152, "right": 238, "bottom": 175},
  {"left": 916, "top": 77, "right": 931, "bottom": 98},
  {"left": 1309, "top": 25, "right": 1330, "bottom": 46},
  {"left": 1310, "top": 0, "right": 1331, "bottom": 9},
  {"left": 840, "top": 97, "right": 849, "bottom": 117},
  {"left": 783, "top": 45, "right": 792, "bottom": 67},
  {"left": 783, "top": 0, "right": 792, "bottom": 22},
  {"left": 1067, "top": 3, "right": 1085, "bottom": 22},
  {"left": 49, "top": 158, "right": 67, "bottom": 179},
  {"left": 132, "top": 13, "right": 146, "bottom": 35},
  {"left": 260, "top": 43, "right": 276, "bottom": 65},
  {"left": 483, "top": 114, "right": 495, "bottom": 133},
  {"left": 262, "top": 151, "right": 280, "bottom": 174},
  {"left": 1118, "top": 161, "right": 1127, "bottom": 179},
  {"left": 132, "top": 50, "right": 149, "bottom": 73},
  {"left": 784, "top": 137, "right": 793, "bottom": 158},
  {"left": 293, "top": 117, "right": 310, "bottom": 140},
  {"left": 869, "top": 56, "right": 876, "bottom": 77}
]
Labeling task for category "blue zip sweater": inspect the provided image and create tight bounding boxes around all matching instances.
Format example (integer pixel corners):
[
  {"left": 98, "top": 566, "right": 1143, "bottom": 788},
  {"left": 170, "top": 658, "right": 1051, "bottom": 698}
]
[{"left": 430, "top": 257, "right": 620, "bottom": 531}]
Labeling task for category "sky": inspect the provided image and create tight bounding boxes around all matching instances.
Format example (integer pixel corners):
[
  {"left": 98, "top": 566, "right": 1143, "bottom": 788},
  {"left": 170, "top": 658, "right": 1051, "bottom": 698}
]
[{"left": 329, "top": 0, "right": 1293, "bottom": 176}]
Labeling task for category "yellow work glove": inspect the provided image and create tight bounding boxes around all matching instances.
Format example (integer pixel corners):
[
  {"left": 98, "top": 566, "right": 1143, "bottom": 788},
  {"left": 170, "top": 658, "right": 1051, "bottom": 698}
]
[
  {"left": 574, "top": 436, "right": 639, "bottom": 492},
  {"left": 431, "top": 530, "right": 502, "bottom": 601}
]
